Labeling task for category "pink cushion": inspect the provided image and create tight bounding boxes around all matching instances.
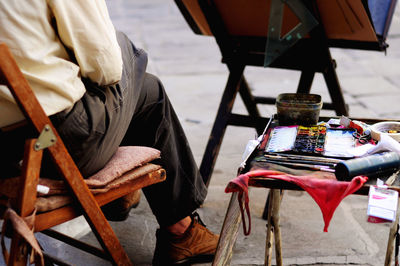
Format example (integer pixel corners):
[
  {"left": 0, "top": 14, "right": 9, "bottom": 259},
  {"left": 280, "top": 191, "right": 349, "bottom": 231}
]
[
  {"left": 90, "top": 164, "right": 163, "bottom": 194},
  {"left": 35, "top": 164, "right": 164, "bottom": 212},
  {"left": 85, "top": 146, "right": 161, "bottom": 188}
]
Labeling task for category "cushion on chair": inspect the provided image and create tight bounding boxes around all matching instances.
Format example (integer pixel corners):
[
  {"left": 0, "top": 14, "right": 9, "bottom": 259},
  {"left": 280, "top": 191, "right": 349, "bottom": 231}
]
[
  {"left": 38, "top": 179, "right": 67, "bottom": 196},
  {"left": 0, "top": 146, "right": 162, "bottom": 213},
  {"left": 90, "top": 163, "right": 162, "bottom": 194},
  {"left": 85, "top": 146, "right": 161, "bottom": 188},
  {"left": 35, "top": 195, "right": 73, "bottom": 213},
  {"left": 35, "top": 146, "right": 161, "bottom": 196},
  {"left": 35, "top": 164, "right": 162, "bottom": 212}
]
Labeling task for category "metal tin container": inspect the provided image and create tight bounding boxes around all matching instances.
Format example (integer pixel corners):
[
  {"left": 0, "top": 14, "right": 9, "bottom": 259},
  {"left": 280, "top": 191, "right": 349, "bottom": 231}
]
[{"left": 276, "top": 93, "right": 322, "bottom": 126}]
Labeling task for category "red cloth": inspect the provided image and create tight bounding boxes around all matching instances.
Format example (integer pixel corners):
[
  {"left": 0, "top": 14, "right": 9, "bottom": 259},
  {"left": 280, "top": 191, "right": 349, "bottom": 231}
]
[{"left": 225, "top": 170, "right": 368, "bottom": 234}]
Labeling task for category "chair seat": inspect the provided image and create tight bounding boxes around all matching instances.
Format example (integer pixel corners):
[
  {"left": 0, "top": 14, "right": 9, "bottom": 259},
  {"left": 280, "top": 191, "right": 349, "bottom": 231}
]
[
  {"left": 36, "top": 163, "right": 163, "bottom": 213},
  {"left": 85, "top": 146, "right": 161, "bottom": 187},
  {"left": 0, "top": 146, "right": 164, "bottom": 213}
]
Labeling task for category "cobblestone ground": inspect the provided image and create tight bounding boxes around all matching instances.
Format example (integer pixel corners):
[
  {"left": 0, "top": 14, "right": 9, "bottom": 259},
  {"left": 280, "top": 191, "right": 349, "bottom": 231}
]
[{"left": 1, "top": 1, "right": 400, "bottom": 266}]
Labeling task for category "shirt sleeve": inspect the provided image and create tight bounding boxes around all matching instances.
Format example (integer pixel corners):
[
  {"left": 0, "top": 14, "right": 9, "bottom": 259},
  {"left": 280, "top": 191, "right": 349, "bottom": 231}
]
[{"left": 47, "top": 0, "right": 123, "bottom": 86}]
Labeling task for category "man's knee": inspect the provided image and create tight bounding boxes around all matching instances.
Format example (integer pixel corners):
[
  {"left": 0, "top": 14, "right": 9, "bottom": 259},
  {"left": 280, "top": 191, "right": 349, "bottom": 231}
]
[{"left": 142, "top": 73, "right": 167, "bottom": 102}]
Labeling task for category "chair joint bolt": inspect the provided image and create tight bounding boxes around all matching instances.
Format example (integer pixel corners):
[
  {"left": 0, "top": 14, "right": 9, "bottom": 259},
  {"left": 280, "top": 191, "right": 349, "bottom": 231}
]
[{"left": 34, "top": 124, "right": 57, "bottom": 151}]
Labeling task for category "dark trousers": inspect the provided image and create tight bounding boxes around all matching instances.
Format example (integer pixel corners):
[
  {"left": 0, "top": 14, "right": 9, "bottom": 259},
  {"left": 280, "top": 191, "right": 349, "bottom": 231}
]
[{"left": 1, "top": 32, "right": 207, "bottom": 227}]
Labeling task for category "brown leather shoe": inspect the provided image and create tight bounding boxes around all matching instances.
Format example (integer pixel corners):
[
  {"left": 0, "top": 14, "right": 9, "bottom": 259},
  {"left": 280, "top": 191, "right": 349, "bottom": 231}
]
[
  {"left": 101, "top": 190, "right": 141, "bottom": 221},
  {"left": 152, "top": 212, "right": 219, "bottom": 265}
]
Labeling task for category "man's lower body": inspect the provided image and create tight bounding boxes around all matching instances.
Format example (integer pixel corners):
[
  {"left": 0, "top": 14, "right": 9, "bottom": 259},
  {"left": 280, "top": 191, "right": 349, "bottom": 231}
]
[{"left": 50, "top": 31, "right": 218, "bottom": 264}]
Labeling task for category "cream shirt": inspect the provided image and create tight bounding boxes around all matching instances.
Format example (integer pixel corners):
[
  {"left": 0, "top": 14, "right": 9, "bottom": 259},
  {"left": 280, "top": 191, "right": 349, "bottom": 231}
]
[{"left": 0, "top": 0, "right": 123, "bottom": 127}]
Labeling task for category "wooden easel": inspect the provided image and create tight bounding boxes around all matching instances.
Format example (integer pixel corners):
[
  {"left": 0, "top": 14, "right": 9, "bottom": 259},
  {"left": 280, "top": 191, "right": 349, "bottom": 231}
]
[{"left": 175, "top": 0, "right": 388, "bottom": 186}]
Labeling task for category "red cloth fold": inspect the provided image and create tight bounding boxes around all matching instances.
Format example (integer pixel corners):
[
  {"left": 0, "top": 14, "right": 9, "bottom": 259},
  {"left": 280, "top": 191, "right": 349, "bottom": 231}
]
[{"left": 225, "top": 170, "right": 368, "bottom": 234}]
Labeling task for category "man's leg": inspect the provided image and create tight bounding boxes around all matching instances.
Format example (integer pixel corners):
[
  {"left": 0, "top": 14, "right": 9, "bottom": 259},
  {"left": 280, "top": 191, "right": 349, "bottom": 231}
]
[
  {"left": 120, "top": 73, "right": 207, "bottom": 227},
  {"left": 120, "top": 73, "right": 217, "bottom": 265}
]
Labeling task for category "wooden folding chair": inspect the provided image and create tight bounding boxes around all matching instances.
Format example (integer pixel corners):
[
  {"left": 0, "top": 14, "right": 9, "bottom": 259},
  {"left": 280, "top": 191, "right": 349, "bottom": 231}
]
[
  {"left": 0, "top": 43, "right": 166, "bottom": 265},
  {"left": 175, "top": 0, "right": 392, "bottom": 186}
]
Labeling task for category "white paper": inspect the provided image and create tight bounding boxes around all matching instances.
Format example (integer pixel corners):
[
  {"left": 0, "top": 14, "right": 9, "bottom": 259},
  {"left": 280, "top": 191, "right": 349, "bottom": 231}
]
[
  {"left": 265, "top": 126, "right": 298, "bottom": 153},
  {"left": 367, "top": 186, "right": 398, "bottom": 222}
]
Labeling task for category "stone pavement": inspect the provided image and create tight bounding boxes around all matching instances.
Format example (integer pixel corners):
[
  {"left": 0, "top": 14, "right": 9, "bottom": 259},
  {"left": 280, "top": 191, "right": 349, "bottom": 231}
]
[{"left": 2, "top": 1, "right": 400, "bottom": 265}]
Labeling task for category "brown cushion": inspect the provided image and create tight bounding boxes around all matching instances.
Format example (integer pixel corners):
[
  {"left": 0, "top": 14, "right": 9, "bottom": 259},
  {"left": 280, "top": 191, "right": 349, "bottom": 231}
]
[
  {"left": 38, "top": 178, "right": 68, "bottom": 196},
  {"left": 35, "top": 195, "right": 72, "bottom": 213},
  {"left": 1, "top": 146, "right": 162, "bottom": 213},
  {"left": 85, "top": 146, "right": 160, "bottom": 188},
  {"left": 35, "top": 163, "right": 162, "bottom": 212},
  {"left": 90, "top": 163, "right": 162, "bottom": 194},
  {"left": 2, "top": 146, "right": 161, "bottom": 197}
]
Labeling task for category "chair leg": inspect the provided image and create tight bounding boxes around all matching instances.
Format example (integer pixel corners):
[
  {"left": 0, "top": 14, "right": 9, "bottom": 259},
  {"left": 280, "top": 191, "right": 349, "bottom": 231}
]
[
  {"left": 200, "top": 64, "right": 245, "bottom": 187},
  {"left": 8, "top": 139, "right": 42, "bottom": 266}
]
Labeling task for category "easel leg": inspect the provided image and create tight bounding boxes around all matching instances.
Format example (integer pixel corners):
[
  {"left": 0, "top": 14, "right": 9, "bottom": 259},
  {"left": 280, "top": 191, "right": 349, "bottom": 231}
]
[
  {"left": 297, "top": 70, "right": 315, "bottom": 94},
  {"left": 385, "top": 200, "right": 400, "bottom": 266},
  {"left": 323, "top": 60, "right": 349, "bottom": 116},
  {"left": 199, "top": 64, "right": 245, "bottom": 186},
  {"left": 238, "top": 77, "right": 264, "bottom": 135}
]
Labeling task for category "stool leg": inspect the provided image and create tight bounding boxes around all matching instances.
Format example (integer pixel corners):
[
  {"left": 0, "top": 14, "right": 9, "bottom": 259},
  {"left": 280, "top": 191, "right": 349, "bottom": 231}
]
[
  {"left": 385, "top": 200, "right": 400, "bottom": 266},
  {"left": 265, "top": 190, "right": 274, "bottom": 266},
  {"left": 265, "top": 189, "right": 283, "bottom": 266},
  {"left": 272, "top": 189, "right": 283, "bottom": 266},
  {"left": 212, "top": 192, "right": 242, "bottom": 266}
]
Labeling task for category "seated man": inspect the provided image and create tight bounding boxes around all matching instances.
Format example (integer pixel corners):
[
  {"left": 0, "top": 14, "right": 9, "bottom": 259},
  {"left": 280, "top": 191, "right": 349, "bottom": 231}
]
[{"left": 0, "top": 0, "right": 218, "bottom": 265}]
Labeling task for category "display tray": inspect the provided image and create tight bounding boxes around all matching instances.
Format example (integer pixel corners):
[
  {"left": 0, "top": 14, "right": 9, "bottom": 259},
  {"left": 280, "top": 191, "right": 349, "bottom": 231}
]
[{"left": 243, "top": 116, "right": 400, "bottom": 195}]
